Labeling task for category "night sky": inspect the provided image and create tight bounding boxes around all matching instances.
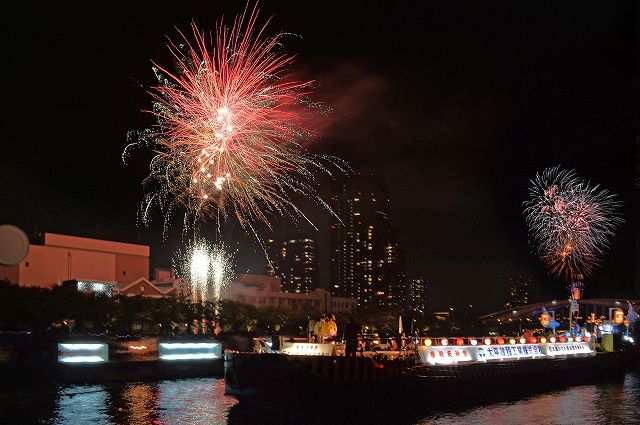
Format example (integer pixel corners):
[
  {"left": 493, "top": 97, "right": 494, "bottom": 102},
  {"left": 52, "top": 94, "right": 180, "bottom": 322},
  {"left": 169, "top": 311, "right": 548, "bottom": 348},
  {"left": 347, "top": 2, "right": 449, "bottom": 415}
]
[{"left": 2, "top": 2, "right": 636, "bottom": 312}]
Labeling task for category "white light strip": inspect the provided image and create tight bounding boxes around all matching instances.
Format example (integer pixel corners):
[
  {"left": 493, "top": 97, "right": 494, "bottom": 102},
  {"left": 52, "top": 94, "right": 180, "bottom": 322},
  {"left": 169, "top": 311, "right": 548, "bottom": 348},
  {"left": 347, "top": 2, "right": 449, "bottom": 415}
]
[
  {"left": 59, "top": 344, "right": 104, "bottom": 350},
  {"left": 59, "top": 356, "right": 105, "bottom": 363},
  {"left": 159, "top": 353, "right": 219, "bottom": 360},
  {"left": 159, "top": 343, "right": 220, "bottom": 349}
]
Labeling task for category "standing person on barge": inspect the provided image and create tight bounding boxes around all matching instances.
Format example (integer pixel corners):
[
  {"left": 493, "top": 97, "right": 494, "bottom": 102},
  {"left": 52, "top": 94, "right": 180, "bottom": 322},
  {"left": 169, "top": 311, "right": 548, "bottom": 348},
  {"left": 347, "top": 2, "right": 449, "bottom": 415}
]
[
  {"left": 320, "top": 314, "right": 331, "bottom": 342},
  {"left": 344, "top": 317, "right": 362, "bottom": 357},
  {"left": 328, "top": 313, "right": 338, "bottom": 342},
  {"left": 313, "top": 314, "right": 326, "bottom": 342}
]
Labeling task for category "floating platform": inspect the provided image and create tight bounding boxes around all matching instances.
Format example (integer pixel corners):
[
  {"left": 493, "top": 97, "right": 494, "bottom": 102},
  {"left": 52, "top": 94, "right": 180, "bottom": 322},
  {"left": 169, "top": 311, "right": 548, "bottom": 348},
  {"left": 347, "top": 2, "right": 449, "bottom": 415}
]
[{"left": 224, "top": 340, "right": 639, "bottom": 410}]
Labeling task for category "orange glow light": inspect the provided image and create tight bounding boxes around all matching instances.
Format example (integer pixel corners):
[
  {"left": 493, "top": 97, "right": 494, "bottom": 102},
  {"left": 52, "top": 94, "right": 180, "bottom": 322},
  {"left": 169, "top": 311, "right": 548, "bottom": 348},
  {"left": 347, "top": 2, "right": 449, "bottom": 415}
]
[{"left": 129, "top": 345, "right": 147, "bottom": 350}]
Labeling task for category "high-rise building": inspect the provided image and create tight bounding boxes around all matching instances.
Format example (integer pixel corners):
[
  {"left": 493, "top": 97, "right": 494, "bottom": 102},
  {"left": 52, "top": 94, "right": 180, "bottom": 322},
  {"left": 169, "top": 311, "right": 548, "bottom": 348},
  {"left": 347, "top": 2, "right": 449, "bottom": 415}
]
[
  {"left": 406, "top": 277, "right": 428, "bottom": 315},
  {"left": 266, "top": 238, "right": 318, "bottom": 294},
  {"left": 504, "top": 274, "right": 531, "bottom": 309},
  {"left": 329, "top": 172, "right": 405, "bottom": 309},
  {"left": 265, "top": 239, "right": 282, "bottom": 279}
]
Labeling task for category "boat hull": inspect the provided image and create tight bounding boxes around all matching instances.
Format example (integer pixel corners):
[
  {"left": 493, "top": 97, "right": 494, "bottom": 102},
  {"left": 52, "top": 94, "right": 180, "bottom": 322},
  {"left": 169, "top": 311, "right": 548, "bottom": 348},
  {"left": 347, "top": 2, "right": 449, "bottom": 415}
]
[{"left": 224, "top": 351, "right": 634, "bottom": 409}]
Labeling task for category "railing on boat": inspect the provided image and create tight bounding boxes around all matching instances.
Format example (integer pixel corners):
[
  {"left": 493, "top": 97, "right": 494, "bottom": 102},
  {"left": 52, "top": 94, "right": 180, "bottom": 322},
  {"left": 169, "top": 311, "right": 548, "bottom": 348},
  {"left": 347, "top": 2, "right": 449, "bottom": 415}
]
[{"left": 250, "top": 333, "right": 607, "bottom": 366}]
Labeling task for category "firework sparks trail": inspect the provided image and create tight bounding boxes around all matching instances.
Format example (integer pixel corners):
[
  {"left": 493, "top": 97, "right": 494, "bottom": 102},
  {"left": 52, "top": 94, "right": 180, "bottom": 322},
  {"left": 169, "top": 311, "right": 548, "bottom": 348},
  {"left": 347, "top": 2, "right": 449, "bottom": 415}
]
[
  {"left": 524, "top": 166, "right": 623, "bottom": 280},
  {"left": 124, "top": 4, "right": 346, "bottom": 235},
  {"left": 178, "top": 241, "right": 234, "bottom": 304}
]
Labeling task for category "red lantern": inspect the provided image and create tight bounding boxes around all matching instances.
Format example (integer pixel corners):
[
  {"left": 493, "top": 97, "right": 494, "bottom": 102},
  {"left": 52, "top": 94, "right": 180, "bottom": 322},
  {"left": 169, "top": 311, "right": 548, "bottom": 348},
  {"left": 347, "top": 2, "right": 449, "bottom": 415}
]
[
  {"left": 456, "top": 338, "right": 464, "bottom": 346},
  {"left": 497, "top": 337, "right": 505, "bottom": 345}
]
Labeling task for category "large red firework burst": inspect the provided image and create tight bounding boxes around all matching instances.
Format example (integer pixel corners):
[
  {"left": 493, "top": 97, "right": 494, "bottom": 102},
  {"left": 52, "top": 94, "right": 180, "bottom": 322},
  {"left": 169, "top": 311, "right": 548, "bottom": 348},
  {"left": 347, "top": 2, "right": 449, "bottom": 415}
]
[{"left": 126, "top": 5, "right": 343, "bottom": 232}]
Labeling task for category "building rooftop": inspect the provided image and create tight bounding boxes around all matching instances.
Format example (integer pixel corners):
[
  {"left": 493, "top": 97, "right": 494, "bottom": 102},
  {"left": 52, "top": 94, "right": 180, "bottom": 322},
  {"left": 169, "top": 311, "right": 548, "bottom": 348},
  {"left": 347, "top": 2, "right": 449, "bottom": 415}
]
[{"left": 44, "top": 233, "right": 149, "bottom": 257}]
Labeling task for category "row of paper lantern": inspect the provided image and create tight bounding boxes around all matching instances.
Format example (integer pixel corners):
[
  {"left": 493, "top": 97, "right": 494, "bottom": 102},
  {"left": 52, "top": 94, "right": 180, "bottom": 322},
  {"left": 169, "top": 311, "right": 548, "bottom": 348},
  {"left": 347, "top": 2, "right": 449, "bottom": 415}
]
[{"left": 422, "top": 335, "right": 591, "bottom": 347}]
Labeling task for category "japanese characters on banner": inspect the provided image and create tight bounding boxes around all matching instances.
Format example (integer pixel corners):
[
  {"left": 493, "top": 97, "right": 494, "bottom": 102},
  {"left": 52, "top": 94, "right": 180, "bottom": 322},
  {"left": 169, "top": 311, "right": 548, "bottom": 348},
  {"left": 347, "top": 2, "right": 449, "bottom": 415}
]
[
  {"left": 418, "top": 342, "right": 593, "bottom": 365},
  {"left": 476, "top": 344, "right": 544, "bottom": 361},
  {"left": 418, "top": 346, "right": 474, "bottom": 365},
  {"left": 541, "top": 343, "right": 593, "bottom": 356}
]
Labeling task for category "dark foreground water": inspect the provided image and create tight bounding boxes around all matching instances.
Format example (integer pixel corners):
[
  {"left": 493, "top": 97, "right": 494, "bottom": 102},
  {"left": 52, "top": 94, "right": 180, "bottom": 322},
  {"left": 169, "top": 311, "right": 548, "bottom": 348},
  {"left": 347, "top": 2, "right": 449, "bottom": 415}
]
[{"left": 2, "top": 373, "right": 639, "bottom": 424}]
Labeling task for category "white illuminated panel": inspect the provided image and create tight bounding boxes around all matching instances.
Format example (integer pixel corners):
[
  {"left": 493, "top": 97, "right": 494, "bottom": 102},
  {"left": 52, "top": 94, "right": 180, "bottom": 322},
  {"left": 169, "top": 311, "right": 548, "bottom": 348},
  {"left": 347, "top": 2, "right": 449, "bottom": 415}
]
[
  {"left": 58, "top": 343, "right": 108, "bottom": 363},
  {"left": 542, "top": 342, "right": 594, "bottom": 357},
  {"left": 160, "top": 353, "right": 219, "bottom": 360},
  {"left": 476, "top": 344, "right": 545, "bottom": 361},
  {"left": 60, "top": 356, "right": 105, "bottom": 363},
  {"left": 418, "top": 346, "right": 474, "bottom": 365},
  {"left": 159, "top": 342, "right": 221, "bottom": 361},
  {"left": 280, "top": 343, "right": 334, "bottom": 356},
  {"left": 59, "top": 343, "right": 104, "bottom": 350},
  {"left": 418, "top": 342, "right": 594, "bottom": 365}
]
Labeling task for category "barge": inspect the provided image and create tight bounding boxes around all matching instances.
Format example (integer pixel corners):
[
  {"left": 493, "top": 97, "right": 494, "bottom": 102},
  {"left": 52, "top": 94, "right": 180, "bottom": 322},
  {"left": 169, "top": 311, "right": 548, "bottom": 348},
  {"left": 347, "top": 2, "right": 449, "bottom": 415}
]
[{"left": 224, "top": 336, "right": 639, "bottom": 410}]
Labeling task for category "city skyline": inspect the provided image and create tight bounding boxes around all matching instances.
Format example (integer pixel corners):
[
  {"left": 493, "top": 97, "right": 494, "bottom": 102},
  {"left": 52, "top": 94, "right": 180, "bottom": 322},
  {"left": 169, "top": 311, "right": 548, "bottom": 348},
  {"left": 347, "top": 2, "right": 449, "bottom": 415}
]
[{"left": 1, "top": 1, "right": 636, "bottom": 311}]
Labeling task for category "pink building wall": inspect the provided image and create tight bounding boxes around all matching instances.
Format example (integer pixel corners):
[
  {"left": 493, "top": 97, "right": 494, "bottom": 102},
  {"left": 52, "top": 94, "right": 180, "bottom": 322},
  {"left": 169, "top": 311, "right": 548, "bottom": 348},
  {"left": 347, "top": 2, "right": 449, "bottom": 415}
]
[
  {"left": 14, "top": 233, "right": 149, "bottom": 288},
  {"left": 19, "top": 245, "right": 116, "bottom": 287},
  {"left": 115, "top": 254, "right": 150, "bottom": 283},
  {"left": 44, "top": 233, "right": 149, "bottom": 257}
]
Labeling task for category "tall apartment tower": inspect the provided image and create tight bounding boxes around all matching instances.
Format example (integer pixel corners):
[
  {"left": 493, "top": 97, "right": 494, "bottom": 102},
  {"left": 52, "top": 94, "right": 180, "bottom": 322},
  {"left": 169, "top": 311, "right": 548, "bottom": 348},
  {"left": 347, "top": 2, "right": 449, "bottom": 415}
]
[
  {"left": 330, "top": 172, "right": 405, "bottom": 309},
  {"left": 504, "top": 274, "right": 531, "bottom": 309},
  {"left": 266, "top": 238, "right": 319, "bottom": 294},
  {"left": 406, "top": 277, "right": 428, "bottom": 315}
]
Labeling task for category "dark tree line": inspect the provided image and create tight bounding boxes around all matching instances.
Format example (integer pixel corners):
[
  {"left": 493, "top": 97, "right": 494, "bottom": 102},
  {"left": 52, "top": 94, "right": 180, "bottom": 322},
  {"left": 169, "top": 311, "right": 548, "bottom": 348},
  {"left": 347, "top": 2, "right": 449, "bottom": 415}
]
[
  {"left": 0, "top": 280, "right": 306, "bottom": 336},
  {"left": 0, "top": 280, "right": 487, "bottom": 338}
]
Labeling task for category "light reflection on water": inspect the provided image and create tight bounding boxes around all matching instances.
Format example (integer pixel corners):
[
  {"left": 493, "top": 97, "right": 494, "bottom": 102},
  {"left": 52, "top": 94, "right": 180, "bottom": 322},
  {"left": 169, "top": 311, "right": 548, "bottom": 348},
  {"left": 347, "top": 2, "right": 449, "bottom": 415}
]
[
  {"left": 421, "top": 373, "right": 640, "bottom": 425},
  {"left": 1, "top": 373, "right": 638, "bottom": 424},
  {"left": 54, "top": 378, "right": 236, "bottom": 425}
]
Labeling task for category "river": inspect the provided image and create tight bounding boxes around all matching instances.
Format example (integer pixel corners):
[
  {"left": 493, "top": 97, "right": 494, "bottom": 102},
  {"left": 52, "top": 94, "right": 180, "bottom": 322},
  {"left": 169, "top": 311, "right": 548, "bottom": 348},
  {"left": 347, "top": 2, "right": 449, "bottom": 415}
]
[{"left": 2, "top": 373, "right": 639, "bottom": 424}]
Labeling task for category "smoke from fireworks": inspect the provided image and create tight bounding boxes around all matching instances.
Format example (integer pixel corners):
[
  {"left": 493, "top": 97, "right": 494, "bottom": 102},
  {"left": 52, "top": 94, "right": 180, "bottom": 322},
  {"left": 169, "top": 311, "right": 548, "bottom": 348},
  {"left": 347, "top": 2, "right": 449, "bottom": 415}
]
[
  {"left": 124, "top": 4, "right": 345, "bottom": 236},
  {"left": 524, "top": 166, "right": 623, "bottom": 280},
  {"left": 177, "top": 241, "right": 234, "bottom": 304}
]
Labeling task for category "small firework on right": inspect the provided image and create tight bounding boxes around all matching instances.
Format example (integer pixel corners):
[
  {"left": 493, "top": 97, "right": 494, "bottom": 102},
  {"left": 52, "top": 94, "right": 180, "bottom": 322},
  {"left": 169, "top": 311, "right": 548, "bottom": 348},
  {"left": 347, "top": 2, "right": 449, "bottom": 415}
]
[{"left": 524, "top": 166, "right": 623, "bottom": 280}]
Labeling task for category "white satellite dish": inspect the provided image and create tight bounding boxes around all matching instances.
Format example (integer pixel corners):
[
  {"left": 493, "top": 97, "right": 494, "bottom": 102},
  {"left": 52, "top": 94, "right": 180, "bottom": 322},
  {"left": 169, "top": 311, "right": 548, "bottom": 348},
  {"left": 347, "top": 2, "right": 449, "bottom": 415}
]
[{"left": 0, "top": 225, "right": 30, "bottom": 266}]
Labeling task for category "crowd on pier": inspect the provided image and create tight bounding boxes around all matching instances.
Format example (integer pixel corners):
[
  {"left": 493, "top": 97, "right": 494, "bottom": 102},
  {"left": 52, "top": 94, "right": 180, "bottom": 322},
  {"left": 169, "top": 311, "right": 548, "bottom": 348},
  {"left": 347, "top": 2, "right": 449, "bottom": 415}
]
[{"left": 306, "top": 314, "right": 418, "bottom": 357}]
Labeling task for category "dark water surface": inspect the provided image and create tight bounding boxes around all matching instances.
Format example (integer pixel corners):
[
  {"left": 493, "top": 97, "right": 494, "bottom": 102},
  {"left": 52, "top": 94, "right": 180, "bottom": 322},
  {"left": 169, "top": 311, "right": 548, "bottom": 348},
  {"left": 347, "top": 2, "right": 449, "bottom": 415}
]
[{"left": 2, "top": 373, "right": 639, "bottom": 424}]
